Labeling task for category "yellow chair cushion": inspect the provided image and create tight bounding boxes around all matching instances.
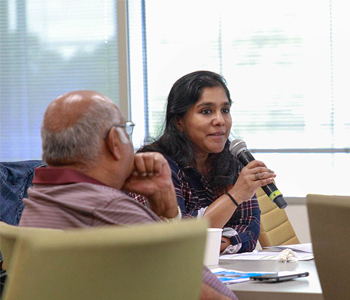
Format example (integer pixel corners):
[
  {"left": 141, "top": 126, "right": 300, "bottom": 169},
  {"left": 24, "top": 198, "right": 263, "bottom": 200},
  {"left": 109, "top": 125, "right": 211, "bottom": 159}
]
[{"left": 256, "top": 187, "right": 300, "bottom": 247}]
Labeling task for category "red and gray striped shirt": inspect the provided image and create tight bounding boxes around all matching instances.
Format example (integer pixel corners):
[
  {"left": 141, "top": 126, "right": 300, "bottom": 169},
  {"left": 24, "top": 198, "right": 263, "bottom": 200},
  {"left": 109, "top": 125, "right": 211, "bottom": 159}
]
[{"left": 19, "top": 167, "right": 160, "bottom": 228}]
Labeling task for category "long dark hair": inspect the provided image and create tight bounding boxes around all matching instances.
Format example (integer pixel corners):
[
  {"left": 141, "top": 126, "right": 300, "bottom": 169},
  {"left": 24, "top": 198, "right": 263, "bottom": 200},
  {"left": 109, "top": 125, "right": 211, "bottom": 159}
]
[{"left": 139, "top": 70, "right": 240, "bottom": 186}]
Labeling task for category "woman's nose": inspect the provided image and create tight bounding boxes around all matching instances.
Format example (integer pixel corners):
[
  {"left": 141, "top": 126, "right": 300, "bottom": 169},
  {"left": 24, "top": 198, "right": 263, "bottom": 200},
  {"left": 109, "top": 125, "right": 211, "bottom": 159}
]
[{"left": 213, "top": 111, "right": 225, "bottom": 125}]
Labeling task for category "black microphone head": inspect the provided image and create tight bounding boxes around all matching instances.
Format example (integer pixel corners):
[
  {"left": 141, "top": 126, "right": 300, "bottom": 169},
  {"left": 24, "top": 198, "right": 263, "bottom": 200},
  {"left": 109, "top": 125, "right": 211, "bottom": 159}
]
[
  {"left": 274, "top": 195, "right": 288, "bottom": 209},
  {"left": 229, "top": 139, "right": 247, "bottom": 158}
]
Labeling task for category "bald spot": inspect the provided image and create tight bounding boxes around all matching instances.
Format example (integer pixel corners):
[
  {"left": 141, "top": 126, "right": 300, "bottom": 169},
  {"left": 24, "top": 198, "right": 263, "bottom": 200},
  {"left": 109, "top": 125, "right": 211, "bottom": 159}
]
[{"left": 43, "top": 90, "right": 117, "bottom": 131}]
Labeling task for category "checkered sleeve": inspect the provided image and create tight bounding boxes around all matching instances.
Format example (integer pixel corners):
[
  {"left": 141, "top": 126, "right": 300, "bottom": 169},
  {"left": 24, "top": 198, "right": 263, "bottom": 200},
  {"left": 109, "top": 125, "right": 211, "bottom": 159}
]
[
  {"left": 165, "top": 158, "right": 201, "bottom": 218},
  {"left": 226, "top": 193, "right": 261, "bottom": 253}
]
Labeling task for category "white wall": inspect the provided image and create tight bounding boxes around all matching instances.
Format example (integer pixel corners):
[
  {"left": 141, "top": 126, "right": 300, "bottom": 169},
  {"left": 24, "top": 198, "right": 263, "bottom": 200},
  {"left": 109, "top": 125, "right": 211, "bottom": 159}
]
[{"left": 284, "top": 203, "right": 311, "bottom": 244}]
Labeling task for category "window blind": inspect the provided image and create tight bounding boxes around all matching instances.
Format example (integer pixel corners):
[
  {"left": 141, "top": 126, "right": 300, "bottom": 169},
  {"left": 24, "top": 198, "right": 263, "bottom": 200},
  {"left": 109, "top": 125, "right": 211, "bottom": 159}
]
[{"left": 0, "top": 0, "right": 119, "bottom": 161}]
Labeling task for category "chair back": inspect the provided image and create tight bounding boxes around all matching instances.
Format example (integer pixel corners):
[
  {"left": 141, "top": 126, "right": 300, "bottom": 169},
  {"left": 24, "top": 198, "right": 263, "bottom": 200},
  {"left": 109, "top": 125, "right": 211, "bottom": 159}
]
[
  {"left": 0, "top": 222, "right": 59, "bottom": 274},
  {"left": 307, "top": 194, "right": 350, "bottom": 300},
  {"left": 1, "top": 219, "right": 208, "bottom": 300},
  {"left": 257, "top": 186, "right": 299, "bottom": 247}
]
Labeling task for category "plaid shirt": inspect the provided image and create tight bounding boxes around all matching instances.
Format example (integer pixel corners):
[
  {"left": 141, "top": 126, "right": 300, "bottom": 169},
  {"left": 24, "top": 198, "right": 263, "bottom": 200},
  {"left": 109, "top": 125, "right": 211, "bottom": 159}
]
[{"left": 134, "top": 157, "right": 261, "bottom": 253}]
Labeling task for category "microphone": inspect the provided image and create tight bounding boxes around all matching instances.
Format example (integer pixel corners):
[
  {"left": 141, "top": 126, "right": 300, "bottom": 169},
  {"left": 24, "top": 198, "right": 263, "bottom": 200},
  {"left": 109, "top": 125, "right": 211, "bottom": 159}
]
[{"left": 229, "top": 139, "right": 287, "bottom": 209}]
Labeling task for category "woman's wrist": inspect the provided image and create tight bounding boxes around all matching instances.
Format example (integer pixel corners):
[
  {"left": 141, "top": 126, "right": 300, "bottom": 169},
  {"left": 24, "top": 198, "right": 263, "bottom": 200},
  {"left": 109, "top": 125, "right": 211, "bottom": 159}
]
[{"left": 226, "top": 192, "right": 239, "bottom": 206}]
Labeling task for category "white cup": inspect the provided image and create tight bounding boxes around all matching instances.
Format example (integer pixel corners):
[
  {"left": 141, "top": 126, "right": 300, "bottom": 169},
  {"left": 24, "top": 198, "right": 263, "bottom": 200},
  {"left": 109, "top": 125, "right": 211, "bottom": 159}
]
[{"left": 203, "top": 228, "right": 223, "bottom": 265}]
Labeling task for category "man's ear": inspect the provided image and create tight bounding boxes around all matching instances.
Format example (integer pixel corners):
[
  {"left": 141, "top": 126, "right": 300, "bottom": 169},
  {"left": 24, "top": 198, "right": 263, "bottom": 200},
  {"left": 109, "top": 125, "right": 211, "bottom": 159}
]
[{"left": 105, "top": 127, "right": 122, "bottom": 161}]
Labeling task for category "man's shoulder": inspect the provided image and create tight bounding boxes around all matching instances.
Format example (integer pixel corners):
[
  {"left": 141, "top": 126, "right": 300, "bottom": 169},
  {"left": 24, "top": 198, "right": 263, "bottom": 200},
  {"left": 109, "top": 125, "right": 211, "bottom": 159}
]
[
  {"left": 24, "top": 182, "right": 160, "bottom": 227},
  {"left": 75, "top": 183, "right": 161, "bottom": 224},
  {"left": 28, "top": 181, "right": 133, "bottom": 208},
  {"left": 66, "top": 182, "right": 134, "bottom": 202}
]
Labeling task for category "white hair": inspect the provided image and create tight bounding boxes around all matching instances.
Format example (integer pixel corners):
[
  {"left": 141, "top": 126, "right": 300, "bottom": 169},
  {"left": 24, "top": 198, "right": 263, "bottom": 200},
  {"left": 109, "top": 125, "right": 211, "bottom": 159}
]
[{"left": 41, "top": 100, "right": 120, "bottom": 169}]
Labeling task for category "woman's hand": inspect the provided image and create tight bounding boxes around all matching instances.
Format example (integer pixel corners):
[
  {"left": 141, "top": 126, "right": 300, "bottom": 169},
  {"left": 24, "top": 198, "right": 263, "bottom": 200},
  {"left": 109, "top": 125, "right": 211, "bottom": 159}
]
[
  {"left": 220, "top": 237, "right": 231, "bottom": 252},
  {"left": 228, "top": 160, "right": 276, "bottom": 205},
  {"left": 204, "top": 160, "right": 275, "bottom": 229}
]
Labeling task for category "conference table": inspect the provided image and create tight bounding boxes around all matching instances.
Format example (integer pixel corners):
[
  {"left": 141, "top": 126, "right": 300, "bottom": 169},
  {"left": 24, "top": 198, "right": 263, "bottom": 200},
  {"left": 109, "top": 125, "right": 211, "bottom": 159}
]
[{"left": 212, "top": 256, "right": 323, "bottom": 300}]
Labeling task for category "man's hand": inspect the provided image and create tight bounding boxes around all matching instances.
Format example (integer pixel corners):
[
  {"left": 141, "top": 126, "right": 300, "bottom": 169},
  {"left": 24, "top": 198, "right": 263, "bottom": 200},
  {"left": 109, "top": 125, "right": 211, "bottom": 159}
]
[{"left": 122, "top": 152, "right": 178, "bottom": 218}]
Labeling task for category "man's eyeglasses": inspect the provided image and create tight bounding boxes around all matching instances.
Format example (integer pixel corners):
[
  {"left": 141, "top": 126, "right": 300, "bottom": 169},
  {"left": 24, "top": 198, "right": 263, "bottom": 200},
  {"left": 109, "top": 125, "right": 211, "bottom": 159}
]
[{"left": 104, "top": 121, "right": 135, "bottom": 139}]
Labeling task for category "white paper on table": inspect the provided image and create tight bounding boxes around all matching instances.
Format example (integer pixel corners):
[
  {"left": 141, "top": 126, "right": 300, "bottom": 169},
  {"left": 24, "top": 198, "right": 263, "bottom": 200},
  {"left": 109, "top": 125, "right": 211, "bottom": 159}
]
[
  {"left": 264, "top": 243, "right": 313, "bottom": 253},
  {"left": 220, "top": 250, "right": 314, "bottom": 261}
]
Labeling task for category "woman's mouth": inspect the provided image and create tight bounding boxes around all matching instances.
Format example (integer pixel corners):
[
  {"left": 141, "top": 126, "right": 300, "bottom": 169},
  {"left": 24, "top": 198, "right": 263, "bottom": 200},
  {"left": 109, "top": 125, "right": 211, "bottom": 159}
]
[{"left": 209, "top": 132, "right": 225, "bottom": 136}]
